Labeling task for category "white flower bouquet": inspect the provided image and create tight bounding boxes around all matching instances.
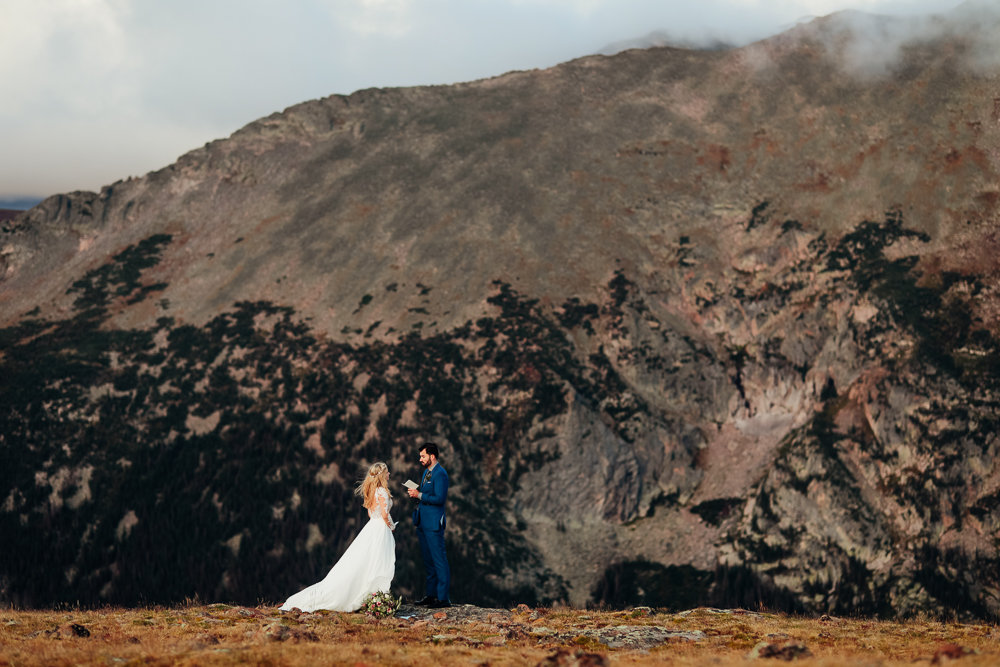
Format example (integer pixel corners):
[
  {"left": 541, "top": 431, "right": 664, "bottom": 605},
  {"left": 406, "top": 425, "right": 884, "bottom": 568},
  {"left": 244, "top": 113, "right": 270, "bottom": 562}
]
[{"left": 360, "top": 590, "right": 401, "bottom": 620}]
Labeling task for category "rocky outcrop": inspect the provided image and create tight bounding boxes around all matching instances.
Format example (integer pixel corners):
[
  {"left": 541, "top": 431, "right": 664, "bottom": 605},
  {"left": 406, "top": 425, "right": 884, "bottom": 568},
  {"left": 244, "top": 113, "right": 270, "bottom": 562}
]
[{"left": 2, "top": 7, "right": 1000, "bottom": 616}]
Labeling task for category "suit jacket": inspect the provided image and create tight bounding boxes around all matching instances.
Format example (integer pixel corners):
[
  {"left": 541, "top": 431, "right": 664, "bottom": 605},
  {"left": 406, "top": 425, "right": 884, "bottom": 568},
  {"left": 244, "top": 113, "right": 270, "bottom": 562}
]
[{"left": 412, "top": 463, "right": 448, "bottom": 530}]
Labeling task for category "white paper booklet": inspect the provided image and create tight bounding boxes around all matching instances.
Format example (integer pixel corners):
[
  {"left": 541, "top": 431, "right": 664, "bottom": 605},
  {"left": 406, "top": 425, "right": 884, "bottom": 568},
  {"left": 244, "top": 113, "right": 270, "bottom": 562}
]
[{"left": 403, "top": 479, "right": 419, "bottom": 490}]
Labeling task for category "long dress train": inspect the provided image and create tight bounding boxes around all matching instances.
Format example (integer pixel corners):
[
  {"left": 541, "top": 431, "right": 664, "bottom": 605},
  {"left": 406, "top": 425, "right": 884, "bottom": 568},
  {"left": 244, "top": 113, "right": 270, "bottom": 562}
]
[{"left": 280, "top": 488, "right": 395, "bottom": 612}]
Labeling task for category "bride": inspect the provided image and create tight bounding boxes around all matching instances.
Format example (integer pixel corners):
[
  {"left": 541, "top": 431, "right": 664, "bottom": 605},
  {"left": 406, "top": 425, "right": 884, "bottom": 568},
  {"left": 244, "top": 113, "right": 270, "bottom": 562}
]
[{"left": 280, "top": 462, "right": 397, "bottom": 612}]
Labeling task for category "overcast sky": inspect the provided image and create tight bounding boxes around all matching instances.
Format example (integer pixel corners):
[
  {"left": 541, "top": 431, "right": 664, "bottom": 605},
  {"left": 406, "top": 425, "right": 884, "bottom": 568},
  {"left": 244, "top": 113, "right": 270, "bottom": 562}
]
[{"left": 0, "top": 0, "right": 967, "bottom": 203}]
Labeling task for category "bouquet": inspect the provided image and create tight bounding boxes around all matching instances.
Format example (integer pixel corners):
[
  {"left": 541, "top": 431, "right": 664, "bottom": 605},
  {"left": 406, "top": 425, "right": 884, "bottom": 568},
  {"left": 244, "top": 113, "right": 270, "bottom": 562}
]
[{"left": 360, "top": 590, "right": 401, "bottom": 620}]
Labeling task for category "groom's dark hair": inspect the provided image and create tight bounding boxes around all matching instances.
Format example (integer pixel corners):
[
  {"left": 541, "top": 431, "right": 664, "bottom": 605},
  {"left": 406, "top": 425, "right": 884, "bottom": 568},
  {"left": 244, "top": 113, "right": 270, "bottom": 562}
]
[{"left": 420, "top": 442, "right": 440, "bottom": 458}]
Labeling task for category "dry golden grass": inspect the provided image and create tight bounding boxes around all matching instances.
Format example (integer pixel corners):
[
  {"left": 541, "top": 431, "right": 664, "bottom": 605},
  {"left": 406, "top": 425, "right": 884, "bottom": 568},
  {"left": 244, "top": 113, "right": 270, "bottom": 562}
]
[{"left": 1, "top": 604, "right": 998, "bottom": 667}]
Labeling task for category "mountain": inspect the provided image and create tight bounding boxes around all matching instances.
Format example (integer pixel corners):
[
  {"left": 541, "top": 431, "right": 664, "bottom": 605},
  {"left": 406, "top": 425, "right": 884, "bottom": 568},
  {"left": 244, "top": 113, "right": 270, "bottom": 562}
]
[{"left": 2, "top": 7, "right": 1000, "bottom": 617}]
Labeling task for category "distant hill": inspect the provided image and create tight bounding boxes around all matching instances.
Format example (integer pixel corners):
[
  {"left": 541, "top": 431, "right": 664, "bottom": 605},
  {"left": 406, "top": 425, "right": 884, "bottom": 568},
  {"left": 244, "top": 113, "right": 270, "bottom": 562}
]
[
  {"left": 1, "top": 6, "right": 999, "bottom": 616},
  {"left": 0, "top": 197, "right": 45, "bottom": 211},
  {"left": 0, "top": 209, "right": 22, "bottom": 223}
]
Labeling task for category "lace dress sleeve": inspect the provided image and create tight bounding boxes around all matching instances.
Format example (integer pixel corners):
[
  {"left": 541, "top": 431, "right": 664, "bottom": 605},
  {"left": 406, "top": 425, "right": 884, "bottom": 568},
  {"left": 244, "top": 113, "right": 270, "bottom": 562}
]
[{"left": 372, "top": 488, "right": 395, "bottom": 530}]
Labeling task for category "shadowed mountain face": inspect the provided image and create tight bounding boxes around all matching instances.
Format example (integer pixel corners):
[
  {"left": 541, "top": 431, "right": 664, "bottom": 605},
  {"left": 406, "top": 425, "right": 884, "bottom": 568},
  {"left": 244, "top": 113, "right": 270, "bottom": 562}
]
[{"left": 3, "top": 10, "right": 1000, "bottom": 616}]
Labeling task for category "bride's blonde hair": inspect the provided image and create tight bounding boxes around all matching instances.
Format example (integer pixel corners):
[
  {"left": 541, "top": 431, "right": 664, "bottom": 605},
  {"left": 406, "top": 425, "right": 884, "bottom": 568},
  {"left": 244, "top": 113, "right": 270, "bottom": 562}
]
[{"left": 355, "top": 462, "right": 391, "bottom": 509}]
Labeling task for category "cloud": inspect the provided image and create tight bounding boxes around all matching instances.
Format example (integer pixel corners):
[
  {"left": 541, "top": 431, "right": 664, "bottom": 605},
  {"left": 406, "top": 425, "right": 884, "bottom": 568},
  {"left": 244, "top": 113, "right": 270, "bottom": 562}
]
[
  {"left": 795, "top": 1, "right": 1000, "bottom": 79},
  {"left": 0, "top": 112, "right": 217, "bottom": 197},
  {"left": 507, "top": 0, "right": 608, "bottom": 17},
  {"left": 0, "top": 0, "right": 163, "bottom": 197},
  {"left": 0, "top": 0, "right": 137, "bottom": 116},
  {"left": 598, "top": 30, "right": 736, "bottom": 55},
  {"left": 326, "top": 0, "right": 420, "bottom": 36}
]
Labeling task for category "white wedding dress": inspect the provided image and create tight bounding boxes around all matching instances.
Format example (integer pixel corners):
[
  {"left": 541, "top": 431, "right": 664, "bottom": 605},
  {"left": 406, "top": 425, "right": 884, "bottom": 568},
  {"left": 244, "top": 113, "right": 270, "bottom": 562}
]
[{"left": 280, "top": 487, "right": 396, "bottom": 612}]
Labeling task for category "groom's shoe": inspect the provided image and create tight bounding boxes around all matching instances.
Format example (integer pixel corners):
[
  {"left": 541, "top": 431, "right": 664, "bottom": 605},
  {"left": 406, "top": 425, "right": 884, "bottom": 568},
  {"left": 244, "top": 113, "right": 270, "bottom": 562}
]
[
  {"left": 428, "top": 599, "right": 451, "bottom": 609},
  {"left": 414, "top": 596, "right": 437, "bottom": 606}
]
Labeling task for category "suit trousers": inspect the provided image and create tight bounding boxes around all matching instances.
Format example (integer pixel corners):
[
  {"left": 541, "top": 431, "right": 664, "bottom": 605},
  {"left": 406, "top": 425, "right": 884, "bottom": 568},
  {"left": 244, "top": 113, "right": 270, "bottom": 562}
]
[{"left": 415, "top": 523, "right": 450, "bottom": 602}]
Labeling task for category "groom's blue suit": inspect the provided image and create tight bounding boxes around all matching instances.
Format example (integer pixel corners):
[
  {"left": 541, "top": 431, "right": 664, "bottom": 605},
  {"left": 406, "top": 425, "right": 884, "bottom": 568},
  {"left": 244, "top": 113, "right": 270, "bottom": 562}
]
[{"left": 412, "top": 463, "right": 450, "bottom": 602}]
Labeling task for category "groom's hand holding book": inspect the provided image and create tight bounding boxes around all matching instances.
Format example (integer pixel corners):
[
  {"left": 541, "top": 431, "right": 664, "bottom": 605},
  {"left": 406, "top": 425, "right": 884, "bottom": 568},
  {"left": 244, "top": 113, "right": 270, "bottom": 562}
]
[{"left": 404, "top": 479, "right": 419, "bottom": 498}]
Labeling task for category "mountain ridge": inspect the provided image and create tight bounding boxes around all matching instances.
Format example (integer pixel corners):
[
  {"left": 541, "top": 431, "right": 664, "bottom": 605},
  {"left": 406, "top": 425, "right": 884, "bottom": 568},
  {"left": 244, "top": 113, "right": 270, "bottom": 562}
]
[{"left": 2, "top": 10, "right": 1000, "bottom": 616}]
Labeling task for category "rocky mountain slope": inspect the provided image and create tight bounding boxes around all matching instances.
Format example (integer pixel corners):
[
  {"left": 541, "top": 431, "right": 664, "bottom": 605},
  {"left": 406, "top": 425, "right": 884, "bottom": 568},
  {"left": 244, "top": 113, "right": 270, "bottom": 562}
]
[{"left": 2, "top": 7, "right": 999, "bottom": 616}]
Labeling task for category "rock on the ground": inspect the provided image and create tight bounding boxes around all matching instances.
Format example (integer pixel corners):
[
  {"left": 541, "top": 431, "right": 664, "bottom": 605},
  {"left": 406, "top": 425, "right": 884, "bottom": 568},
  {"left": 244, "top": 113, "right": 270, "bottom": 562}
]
[
  {"left": 58, "top": 623, "right": 90, "bottom": 638},
  {"left": 537, "top": 648, "right": 610, "bottom": 667},
  {"left": 932, "top": 644, "right": 981, "bottom": 664},
  {"left": 572, "top": 625, "right": 706, "bottom": 649},
  {"left": 251, "top": 622, "right": 318, "bottom": 643},
  {"left": 749, "top": 641, "right": 813, "bottom": 660}
]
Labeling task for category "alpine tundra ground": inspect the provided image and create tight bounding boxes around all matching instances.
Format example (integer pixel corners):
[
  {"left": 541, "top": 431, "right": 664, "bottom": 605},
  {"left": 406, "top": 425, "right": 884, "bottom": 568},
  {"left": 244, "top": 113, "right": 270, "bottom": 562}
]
[{"left": 1, "top": 602, "right": 998, "bottom": 666}]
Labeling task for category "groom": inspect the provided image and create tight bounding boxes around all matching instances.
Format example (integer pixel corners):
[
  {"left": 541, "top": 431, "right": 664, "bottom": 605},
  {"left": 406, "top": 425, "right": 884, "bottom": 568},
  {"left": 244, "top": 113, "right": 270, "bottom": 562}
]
[{"left": 407, "top": 442, "right": 451, "bottom": 608}]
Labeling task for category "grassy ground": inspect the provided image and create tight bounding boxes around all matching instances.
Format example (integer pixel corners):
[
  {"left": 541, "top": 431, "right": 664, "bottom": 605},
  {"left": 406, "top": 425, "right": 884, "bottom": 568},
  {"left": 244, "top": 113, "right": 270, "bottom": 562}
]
[{"left": 1, "top": 604, "right": 998, "bottom": 666}]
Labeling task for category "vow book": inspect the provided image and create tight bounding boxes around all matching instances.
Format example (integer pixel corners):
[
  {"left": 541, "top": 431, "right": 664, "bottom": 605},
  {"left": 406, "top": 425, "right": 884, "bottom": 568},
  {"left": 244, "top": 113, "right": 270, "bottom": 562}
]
[{"left": 403, "top": 480, "right": 419, "bottom": 490}]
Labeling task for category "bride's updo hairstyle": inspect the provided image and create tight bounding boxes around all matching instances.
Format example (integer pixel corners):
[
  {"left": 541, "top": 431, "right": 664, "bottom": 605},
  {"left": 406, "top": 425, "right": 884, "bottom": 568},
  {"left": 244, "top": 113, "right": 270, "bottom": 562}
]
[{"left": 355, "top": 462, "right": 391, "bottom": 509}]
